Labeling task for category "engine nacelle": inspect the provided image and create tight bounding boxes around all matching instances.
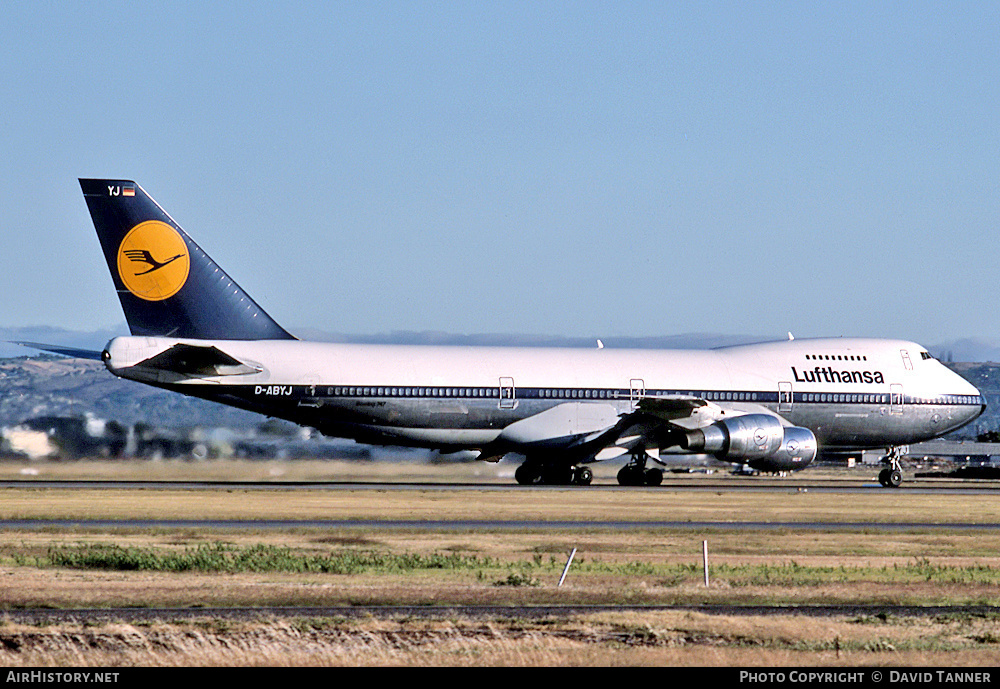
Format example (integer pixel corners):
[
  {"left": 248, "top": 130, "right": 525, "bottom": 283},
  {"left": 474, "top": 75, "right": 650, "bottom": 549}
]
[
  {"left": 682, "top": 414, "right": 817, "bottom": 472},
  {"left": 746, "top": 425, "right": 818, "bottom": 472}
]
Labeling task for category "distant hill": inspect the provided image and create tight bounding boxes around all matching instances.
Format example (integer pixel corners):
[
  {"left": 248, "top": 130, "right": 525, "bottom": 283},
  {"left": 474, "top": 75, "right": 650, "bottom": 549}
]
[
  {"left": 0, "top": 355, "right": 261, "bottom": 429},
  {"left": 927, "top": 338, "right": 1000, "bottom": 364}
]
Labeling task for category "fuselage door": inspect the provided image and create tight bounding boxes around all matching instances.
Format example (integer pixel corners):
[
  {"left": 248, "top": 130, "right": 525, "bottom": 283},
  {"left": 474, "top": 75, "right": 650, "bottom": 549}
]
[
  {"left": 499, "top": 377, "right": 516, "bottom": 409},
  {"left": 890, "top": 384, "right": 904, "bottom": 415},
  {"left": 299, "top": 374, "right": 321, "bottom": 408},
  {"left": 630, "top": 379, "right": 645, "bottom": 409},
  {"left": 778, "top": 381, "right": 793, "bottom": 412}
]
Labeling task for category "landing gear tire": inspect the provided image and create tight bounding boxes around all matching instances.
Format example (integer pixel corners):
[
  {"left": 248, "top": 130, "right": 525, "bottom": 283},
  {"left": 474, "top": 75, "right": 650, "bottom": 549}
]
[
  {"left": 617, "top": 462, "right": 663, "bottom": 486},
  {"left": 517, "top": 462, "right": 592, "bottom": 486},
  {"left": 644, "top": 468, "right": 663, "bottom": 486},
  {"left": 878, "top": 447, "right": 906, "bottom": 488},
  {"left": 515, "top": 463, "right": 542, "bottom": 485},
  {"left": 878, "top": 468, "right": 902, "bottom": 488},
  {"left": 617, "top": 464, "right": 644, "bottom": 486}
]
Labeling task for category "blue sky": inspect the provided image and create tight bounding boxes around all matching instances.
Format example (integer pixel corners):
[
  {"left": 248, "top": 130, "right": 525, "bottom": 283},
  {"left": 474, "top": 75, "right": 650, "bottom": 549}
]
[{"left": 1, "top": 2, "right": 998, "bottom": 346}]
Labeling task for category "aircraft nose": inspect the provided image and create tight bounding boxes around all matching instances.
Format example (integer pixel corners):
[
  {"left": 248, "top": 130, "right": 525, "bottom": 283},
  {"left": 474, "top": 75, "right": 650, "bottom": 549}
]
[
  {"left": 943, "top": 367, "right": 987, "bottom": 428},
  {"left": 967, "top": 390, "right": 987, "bottom": 426}
]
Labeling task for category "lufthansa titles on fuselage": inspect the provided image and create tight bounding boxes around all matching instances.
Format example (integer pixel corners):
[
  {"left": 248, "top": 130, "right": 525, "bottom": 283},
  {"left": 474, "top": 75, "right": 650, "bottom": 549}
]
[{"left": 791, "top": 366, "right": 885, "bottom": 385}]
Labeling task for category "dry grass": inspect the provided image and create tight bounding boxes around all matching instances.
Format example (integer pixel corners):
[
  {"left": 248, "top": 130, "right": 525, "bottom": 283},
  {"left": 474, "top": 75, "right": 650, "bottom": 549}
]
[
  {"left": 3, "top": 529, "right": 1000, "bottom": 609},
  {"left": 2, "top": 612, "right": 1000, "bottom": 666}
]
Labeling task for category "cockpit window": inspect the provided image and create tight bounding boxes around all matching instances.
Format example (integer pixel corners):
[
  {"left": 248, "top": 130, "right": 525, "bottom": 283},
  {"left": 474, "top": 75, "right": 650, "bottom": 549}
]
[{"left": 920, "top": 351, "right": 935, "bottom": 361}]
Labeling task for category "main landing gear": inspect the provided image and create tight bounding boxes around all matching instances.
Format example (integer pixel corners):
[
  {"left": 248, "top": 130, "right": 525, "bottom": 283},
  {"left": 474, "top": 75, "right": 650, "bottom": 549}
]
[
  {"left": 515, "top": 462, "right": 593, "bottom": 486},
  {"left": 616, "top": 451, "right": 663, "bottom": 487},
  {"left": 877, "top": 446, "right": 906, "bottom": 488}
]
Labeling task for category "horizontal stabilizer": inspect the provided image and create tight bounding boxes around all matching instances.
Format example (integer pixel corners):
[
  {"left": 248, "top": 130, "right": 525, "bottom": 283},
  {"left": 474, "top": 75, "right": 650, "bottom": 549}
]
[{"left": 13, "top": 342, "right": 104, "bottom": 360}]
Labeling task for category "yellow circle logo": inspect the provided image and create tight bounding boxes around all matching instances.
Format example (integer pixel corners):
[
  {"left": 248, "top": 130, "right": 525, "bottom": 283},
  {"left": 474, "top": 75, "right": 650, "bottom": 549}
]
[{"left": 117, "top": 221, "right": 190, "bottom": 301}]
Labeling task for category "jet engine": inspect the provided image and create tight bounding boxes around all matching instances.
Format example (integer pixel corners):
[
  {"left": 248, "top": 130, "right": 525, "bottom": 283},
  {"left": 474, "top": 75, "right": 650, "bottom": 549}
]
[{"left": 681, "top": 414, "right": 817, "bottom": 472}]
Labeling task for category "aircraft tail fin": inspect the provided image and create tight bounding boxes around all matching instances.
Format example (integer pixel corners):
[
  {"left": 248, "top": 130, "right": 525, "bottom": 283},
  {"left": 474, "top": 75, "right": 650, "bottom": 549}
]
[{"left": 80, "top": 179, "right": 294, "bottom": 340}]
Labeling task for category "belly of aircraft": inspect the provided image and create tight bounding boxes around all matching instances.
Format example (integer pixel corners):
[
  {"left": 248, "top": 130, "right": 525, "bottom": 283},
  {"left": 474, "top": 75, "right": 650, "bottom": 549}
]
[
  {"left": 186, "top": 386, "right": 605, "bottom": 449},
  {"left": 785, "top": 402, "right": 974, "bottom": 447}
]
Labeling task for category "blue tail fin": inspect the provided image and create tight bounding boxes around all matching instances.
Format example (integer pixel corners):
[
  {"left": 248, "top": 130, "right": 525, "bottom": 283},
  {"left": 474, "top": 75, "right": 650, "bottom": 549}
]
[{"left": 80, "top": 179, "right": 294, "bottom": 340}]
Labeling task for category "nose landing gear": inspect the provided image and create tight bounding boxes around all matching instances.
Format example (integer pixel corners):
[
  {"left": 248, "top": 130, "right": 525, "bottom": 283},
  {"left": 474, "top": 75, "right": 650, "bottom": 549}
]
[{"left": 877, "top": 446, "right": 907, "bottom": 488}]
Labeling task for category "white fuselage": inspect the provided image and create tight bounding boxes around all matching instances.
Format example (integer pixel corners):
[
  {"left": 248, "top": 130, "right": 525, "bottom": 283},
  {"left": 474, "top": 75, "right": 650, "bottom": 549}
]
[{"left": 103, "top": 335, "right": 985, "bottom": 459}]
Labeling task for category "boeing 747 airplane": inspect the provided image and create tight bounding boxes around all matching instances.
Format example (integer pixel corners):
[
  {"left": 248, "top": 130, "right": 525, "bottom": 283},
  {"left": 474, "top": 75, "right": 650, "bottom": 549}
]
[{"left": 41, "top": 179, "right": 986, "bottom": 487}]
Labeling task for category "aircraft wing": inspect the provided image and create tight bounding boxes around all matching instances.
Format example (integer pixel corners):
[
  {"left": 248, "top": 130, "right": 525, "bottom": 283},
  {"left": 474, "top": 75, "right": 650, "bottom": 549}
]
[
  {"left": 570, "top": 393, "right": 798, "bottom": 467},
  {"left": 572, "top": 394, "right": 720, "bottom": 458},
  {"left": 478, "top": 393, "right": 734, "bottom": 464}
]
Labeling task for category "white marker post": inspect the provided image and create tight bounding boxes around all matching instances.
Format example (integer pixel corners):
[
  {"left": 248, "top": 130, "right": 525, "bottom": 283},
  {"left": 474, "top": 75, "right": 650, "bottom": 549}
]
[
  {"left": 558, "top": 548, "right": 578, "bottom": 587},
  {"left": 703, "top": 540, "right": 709, "bottom": 587}
]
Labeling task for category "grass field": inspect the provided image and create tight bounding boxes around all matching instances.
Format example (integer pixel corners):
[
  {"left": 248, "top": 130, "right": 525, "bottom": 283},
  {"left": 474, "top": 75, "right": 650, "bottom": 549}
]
[{"left": 2, "top": 459, "right": 1000, "bottom": 666}]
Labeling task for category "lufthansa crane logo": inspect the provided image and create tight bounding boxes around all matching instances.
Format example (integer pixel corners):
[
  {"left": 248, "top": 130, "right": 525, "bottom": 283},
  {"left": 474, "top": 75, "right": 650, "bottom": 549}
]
[{"left": 116, "top": 221, "right": 190, "bottom": 301}]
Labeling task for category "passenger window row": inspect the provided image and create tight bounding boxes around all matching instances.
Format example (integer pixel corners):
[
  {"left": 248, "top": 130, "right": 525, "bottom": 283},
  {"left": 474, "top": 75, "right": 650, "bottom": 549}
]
[
  {"left": 326, "top": 387, "right": 982, "bottom": 407},
  {"left": 804, "top": 354, "right": 868, "bottom": 361}
]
